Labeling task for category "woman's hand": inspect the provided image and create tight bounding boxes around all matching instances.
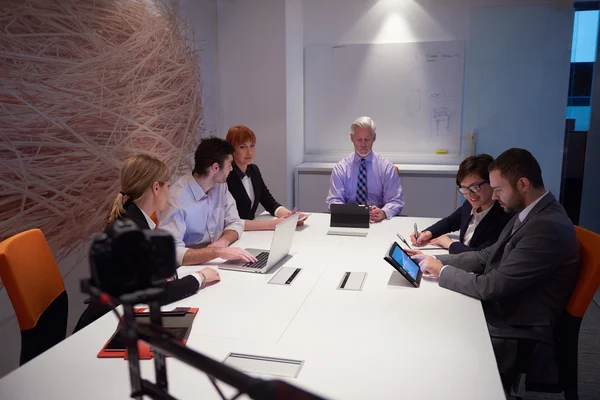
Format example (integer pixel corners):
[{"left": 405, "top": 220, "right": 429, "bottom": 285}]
[
  {"left": 430, "top": 235, "right": 453, "bottom": 249},
  {"left": 196, "top": 267, "right": 221, "bottom": 287}
]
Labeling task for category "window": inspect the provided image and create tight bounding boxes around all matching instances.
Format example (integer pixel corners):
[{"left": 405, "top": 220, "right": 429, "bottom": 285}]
[{"left": 567, "top": 7, "right": 599, "bottom": 131}]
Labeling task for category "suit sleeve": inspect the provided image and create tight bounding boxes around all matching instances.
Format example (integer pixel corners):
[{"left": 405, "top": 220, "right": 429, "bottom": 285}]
[
  {"left": 425, "top": 205, "right": 464, "bottom": 238},
  {"left": 255, "top": 166, "right": 282, "bottom": 215},
  {"left": 448, "top": 241, "right": 478, "bottom": 254},
  {"left": 439, "top": 219, "right": 571, "bottom": 302},
  {"left": 162, "top": 276, "right": 200, "bottom": 305},
  {"left": 437, "top": 247, "right": 489, "bottom": 274}
]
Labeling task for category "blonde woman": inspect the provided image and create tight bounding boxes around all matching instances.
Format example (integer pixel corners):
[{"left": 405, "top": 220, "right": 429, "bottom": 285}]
[{"left": 74, "top": 155, "right": 219, "bottom": 332}]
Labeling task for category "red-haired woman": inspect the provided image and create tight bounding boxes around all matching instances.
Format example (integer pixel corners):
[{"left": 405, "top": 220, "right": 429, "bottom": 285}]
[{"left": 225, "top": 125, "right": 305, "bottom": 231}]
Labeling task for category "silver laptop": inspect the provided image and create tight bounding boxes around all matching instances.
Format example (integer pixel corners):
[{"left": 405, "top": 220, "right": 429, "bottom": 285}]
[{"left": 220, "top": 213, "right": 299, "bottom": 273}]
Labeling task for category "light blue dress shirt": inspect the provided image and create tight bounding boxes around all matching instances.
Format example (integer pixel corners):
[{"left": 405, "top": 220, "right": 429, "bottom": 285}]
[
  {"left": 158, "top": 174, "right": 244, "bottom": 265},
  {"left": 326, "top": 152, "right": 405, "bottom": 219}
]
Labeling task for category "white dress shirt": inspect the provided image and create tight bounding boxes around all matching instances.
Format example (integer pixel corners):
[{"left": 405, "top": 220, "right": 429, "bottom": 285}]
[
  {"left": 517, "top": 191, "right": 549, "bottom": 223},
  {"left": 139, "top": 207, "right": 157, "bottom": 230},
  {"left": 462, "top": 205, "right": 493, "bottom": 246},
  {"left": 158, "top": 174, "right": 244, "bottom": 265},
  {"left": 241, "top": 175, "right": 255, "bottom": 207}
]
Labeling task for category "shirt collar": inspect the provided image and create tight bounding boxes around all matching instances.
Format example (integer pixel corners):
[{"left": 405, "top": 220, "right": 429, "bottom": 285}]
[
  {"left": 353, "top": 151, "right": 374, "bottom": 164},
  {"left": 518, "top": 191, "right": 549, "bottom": 222},
  {"left": 471, "top": 203, "right": 493, "bottom": 219},
  {"left": 187, "top": 173, "right": 207, "bottom": 201},
  {"left": 233, "top": 162, "right": 250, "bottom": 179},
  {"left": 139, "top": 207, "right": 157, "bottom": 230}
]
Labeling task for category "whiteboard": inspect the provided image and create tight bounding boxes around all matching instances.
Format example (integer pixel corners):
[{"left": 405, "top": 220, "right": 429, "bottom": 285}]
[{"left": 304, "top": 41, "right": 465, "bottom": 161}]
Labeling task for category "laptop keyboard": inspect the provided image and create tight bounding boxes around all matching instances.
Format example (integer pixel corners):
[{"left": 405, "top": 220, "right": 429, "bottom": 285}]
[{"left": 243, "top": 251, "right": 269, "bottom": 269}]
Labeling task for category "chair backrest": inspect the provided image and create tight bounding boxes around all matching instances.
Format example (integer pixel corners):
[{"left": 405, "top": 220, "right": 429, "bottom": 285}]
[
  {"left": 566, "top": 226, "right": 600, "bottom": 318},
  {"left": 0, "top": 229, "right": 65, "bottom": 331}
]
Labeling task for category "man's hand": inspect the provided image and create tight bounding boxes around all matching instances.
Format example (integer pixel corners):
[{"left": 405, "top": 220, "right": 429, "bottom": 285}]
[
  {"left": 208, "top": 239, "right": 229, "bottom": 249},
  {"left": 412, "top": 254, "right": 443, "bottom": 277},
  {"left": 405, "top": 249, "right": 424, "bottom": 258},
  {"left": 430, "top": 234, "right": 453, "bottom": 249},
  {"left": 217, "top": 247, "right": 258, "bottom": 263},
  {"left": 410, "top": 230, "right": 432, "bottom": 246},
  {"left": 369, "top": 206, "right": 386, "bottom": 223}
]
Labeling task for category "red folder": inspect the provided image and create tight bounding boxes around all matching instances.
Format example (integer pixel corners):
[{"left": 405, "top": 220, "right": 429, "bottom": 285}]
[{"left": 97, "top": 307, "right": 198, "bottom": 359}]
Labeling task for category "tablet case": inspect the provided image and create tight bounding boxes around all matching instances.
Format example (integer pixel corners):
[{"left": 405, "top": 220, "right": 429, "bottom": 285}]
[{"left": 97, "top": 307, "right": 198, "bottom": 359}]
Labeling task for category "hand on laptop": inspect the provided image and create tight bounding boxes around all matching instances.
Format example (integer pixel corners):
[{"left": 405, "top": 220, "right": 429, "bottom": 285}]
[
  {"left": 217, "top": 247, "right": 258, "bottom": 263},
  {"left": 277, "top": 207, "right": 308, "bottom": 226},
  {"left": 369, "top": 206, "right": 386, "bottom": 223},
  {"left": 295, "top": 212, "right": 308, "bottom": 226}
]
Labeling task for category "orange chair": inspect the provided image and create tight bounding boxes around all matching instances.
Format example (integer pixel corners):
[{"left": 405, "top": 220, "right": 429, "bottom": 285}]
[
  {"left": 0, "top": 229, "right": 68, "bottom": 365},
  {"left": 523, "top": 226, "right": 600, "bottom": 399}
]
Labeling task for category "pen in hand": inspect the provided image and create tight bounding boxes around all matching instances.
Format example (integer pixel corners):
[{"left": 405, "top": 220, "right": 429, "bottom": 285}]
[
  {"left": 414, "top": 223, "right": 419, "bottom": 242},
  {"left": 396, "top": 233, "right": 412, "bottom": 249}
]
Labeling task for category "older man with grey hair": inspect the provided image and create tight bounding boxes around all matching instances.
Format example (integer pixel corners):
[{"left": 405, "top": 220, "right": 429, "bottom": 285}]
[{"left": 326, "top": 116, "right": 405, "bottom": 222}]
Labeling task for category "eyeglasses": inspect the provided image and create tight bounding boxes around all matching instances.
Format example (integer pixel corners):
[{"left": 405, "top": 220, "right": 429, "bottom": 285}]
[{"left": 457, "top": 180, "right": 489, "bottom": 194}]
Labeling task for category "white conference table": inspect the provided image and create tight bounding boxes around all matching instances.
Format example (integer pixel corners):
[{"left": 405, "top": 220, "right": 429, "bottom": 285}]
[{"left": 0, "top": 213, "right": 505, "bottom": 400}]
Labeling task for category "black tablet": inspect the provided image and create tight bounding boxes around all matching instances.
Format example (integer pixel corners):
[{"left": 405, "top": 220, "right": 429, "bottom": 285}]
[
  {"left": 383, "top": 242, "right": 422, "bottom": 288},
  {"left": 104, "top": 326, "right": 188, "bottom": 351}
]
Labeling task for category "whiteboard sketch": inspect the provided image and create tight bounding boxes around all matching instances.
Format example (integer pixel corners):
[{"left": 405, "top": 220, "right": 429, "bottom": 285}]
[
  {"left": 304, "top": 41, "right": 465, "bottom": 158},
  {"left": 430, "top": 107, "right": 454, "bottom": 136},
  {"left": 427, "top": 88, "right": 456, "bottom": 103}
]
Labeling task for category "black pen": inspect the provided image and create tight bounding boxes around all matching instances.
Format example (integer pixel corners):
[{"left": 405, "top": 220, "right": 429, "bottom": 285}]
[
  {"left": 414, "top": 223, "right": 419, "bottom": 241},
  {"left": 396, "top": 233, "right": 412, "bottom": 249}
]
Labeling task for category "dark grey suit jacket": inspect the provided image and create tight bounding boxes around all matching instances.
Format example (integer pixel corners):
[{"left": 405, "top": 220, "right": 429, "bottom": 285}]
[{"left": 437, "top": 192, "right": 579, "bottom": 340}]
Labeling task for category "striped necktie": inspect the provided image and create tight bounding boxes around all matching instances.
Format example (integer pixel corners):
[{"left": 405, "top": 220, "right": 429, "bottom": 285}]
[{"left": 356, "top": 158, "right": 368, "bottom": 205}]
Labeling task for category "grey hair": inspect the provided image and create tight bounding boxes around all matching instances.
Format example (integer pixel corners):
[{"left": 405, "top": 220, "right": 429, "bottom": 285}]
[{"left": 351, "top": 116, "right": 376, "bottom": 135}]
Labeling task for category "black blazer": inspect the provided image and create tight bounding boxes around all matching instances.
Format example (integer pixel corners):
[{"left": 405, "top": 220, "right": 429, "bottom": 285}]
[
  {"left": 73, "top": 203, "right": 200, "bottom": 333},
  {"left": 424, "top": 201, "right": 513, "bottom": 254},
  {"left": 227, "top": 163, "right": 282, "bottom": 220}
]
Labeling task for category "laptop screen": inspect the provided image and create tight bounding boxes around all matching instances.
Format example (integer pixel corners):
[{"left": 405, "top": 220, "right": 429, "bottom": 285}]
[{"left": 390, "top": 244, "right": 420, "bottom": 280}]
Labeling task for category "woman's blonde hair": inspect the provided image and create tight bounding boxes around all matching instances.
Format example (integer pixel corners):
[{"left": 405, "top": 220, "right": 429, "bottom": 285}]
[{"left": 106, "top": 154, "right": 170, "bottom": 223}]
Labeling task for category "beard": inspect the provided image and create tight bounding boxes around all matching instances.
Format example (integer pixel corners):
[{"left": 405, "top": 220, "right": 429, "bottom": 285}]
[{"left": 501, "top": 192, "right": 527, "bottom": 214}]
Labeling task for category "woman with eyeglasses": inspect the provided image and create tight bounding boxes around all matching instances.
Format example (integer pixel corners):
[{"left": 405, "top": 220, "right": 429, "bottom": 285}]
[{"left": 410, "top": 154, "right": 513, "bottom": 254}]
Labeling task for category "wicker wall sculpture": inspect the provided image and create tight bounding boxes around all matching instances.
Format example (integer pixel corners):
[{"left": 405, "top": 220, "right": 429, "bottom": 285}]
[{"left": 0, "top": 0, "right": 203, "bottom": 259}]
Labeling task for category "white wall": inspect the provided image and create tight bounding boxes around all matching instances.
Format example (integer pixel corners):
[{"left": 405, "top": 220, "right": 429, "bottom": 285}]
[
  {"left": 286, "top": 0, "right": 304, "bottom": 206},
  {"left": 179, "top": 0, "right": 219, "bottom": 136},
  {"left": 217, "top": 0, "right": 288, "bottom": 206},
  {"left": 302, "top": 0, "right": 573, "bottom": 197},
  {"left": 0, "top": 0, "right": 219, "bottom": 379}
]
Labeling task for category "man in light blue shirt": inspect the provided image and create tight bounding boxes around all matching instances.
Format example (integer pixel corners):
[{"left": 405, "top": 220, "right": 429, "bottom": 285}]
[{"left": 159, "top": 138, "right": 258, "bottom": 266}]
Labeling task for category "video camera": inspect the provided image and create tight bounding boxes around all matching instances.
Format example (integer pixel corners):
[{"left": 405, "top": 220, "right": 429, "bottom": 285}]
[
  {"left": 83, "top": 219, "right": 327, "bottom": 400},
  {"left": 88, "top": 219, "right": 177, "bottom": 297}
]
